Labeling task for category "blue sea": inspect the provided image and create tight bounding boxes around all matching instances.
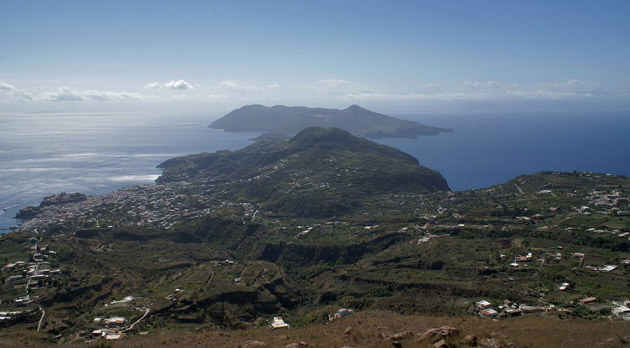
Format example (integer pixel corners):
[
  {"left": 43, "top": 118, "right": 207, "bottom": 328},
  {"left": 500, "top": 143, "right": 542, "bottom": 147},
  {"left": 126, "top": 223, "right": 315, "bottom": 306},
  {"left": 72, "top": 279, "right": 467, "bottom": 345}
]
[
  {"left": 1, "top": 111, "right": 629, "bottom": 234},
  {"left": 380, "top": 111, "right": 630, "bottom": 191}
]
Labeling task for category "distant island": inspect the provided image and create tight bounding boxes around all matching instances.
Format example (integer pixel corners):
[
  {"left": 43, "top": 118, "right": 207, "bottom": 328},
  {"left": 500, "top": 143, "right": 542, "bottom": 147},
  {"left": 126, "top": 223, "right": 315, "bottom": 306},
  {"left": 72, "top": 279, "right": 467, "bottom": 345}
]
[{"left": 209, "top": 104, "right": 452, "bottom": 138}]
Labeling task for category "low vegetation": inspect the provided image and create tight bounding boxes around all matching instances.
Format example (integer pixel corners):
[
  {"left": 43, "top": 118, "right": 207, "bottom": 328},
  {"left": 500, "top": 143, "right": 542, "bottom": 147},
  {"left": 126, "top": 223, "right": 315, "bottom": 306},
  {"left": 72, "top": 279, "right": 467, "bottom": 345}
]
[{"left": 1, "top": 129, "right": 629, "bottom": 346}]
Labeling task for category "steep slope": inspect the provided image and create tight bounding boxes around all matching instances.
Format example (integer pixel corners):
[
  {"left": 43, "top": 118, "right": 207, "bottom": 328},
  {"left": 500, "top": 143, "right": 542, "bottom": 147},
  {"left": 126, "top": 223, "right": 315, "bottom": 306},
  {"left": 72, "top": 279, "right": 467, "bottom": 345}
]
[
  {"left": 158, "top": 127, "right": 450, "bottom": 217},
  {"left": 209, "top": 104, "right": 452, "bottom": 138}
]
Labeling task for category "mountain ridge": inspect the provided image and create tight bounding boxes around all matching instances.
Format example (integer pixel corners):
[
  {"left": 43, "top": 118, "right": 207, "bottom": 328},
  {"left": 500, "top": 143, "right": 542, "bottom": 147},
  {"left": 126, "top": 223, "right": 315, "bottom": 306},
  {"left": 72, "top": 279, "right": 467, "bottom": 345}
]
[
  {"left": 158, "top": 127, "right": 450, "bottom": 217},
  {"left": 209, "top": 104, "right": 452, "bottom": 138}
]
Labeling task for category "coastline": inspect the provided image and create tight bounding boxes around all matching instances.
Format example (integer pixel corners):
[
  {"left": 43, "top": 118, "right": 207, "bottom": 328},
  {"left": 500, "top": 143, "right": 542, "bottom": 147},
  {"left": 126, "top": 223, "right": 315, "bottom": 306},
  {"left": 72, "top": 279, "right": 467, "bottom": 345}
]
[{"left": 3, "top": 111, "right": 630, "bottom": 233}]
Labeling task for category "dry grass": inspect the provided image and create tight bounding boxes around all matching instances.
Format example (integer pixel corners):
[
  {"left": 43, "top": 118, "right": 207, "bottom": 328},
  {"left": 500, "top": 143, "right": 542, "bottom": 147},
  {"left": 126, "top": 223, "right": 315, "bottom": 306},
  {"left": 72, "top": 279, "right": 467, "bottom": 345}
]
[{"left": 2, "top": 311, "right": 629, "bottom": 348}]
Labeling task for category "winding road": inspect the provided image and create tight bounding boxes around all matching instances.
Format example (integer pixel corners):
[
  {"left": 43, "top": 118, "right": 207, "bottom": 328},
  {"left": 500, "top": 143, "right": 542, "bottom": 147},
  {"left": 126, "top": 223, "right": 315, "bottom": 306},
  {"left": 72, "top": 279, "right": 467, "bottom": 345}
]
[
  {"left": 37, "top": 306, "right": 45, "bottom": 332},
  {"left": 122, "top": 307, "right": 150, "bottom": 332}
]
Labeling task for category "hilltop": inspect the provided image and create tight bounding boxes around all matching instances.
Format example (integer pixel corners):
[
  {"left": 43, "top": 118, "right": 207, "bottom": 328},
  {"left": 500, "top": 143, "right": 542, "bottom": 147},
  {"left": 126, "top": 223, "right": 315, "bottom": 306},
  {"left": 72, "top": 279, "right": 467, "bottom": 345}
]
[
  {"left": 209, "top": 104, "right": 452, "bottom": 138},
  {"left": 158, "top": 127, "right": 450, "bottom": 217}
]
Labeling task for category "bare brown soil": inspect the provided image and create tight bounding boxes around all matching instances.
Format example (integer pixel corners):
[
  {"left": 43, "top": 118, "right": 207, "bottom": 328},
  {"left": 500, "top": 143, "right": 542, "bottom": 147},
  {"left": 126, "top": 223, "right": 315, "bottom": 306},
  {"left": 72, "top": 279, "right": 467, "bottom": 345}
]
[{"left": 2, "top": 311, "right": 629, "bottom": 348}]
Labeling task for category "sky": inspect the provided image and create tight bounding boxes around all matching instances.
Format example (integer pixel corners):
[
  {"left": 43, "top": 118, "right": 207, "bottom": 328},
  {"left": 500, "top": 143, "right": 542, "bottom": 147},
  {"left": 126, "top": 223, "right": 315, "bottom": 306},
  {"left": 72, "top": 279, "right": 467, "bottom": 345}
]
[{"left": 1, "top": 0, "right": 629, "bottom": 115}]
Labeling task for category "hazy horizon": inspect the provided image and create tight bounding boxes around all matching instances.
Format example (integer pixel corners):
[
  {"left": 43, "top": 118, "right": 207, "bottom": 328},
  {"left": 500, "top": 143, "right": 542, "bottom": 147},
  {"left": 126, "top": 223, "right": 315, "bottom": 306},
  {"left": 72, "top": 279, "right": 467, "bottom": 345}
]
[{"left": 2, "top": 1, "right": 629, "bottom": 115}]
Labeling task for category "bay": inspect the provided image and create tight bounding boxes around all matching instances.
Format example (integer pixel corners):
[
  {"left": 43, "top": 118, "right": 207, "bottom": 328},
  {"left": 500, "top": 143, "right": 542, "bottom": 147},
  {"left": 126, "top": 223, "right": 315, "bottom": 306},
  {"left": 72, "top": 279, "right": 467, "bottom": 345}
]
[{"left": 378, "top": 111, "right": 630, "bottom": 190}]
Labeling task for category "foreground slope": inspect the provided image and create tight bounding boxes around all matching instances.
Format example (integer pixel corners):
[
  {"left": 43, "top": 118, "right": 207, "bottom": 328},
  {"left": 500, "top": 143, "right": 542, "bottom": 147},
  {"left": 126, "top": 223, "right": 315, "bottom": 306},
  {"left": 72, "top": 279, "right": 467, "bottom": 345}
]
[{"left": 209, "top": 104, "right": 452, "bottom": 138}]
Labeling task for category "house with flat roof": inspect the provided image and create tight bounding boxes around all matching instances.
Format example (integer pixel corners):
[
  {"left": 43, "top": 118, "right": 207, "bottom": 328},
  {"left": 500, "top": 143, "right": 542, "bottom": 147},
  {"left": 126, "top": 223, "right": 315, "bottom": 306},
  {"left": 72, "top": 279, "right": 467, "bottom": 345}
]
[{"left": 270, "top": 316, "right": 289, "bottom": 329}]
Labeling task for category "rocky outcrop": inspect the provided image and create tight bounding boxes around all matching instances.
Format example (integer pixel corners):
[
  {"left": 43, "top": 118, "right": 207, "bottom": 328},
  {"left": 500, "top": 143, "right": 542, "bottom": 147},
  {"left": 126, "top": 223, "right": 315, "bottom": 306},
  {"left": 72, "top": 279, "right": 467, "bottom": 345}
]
[{"left": 418, "top": 326, "right": 460, "bottom": 344}]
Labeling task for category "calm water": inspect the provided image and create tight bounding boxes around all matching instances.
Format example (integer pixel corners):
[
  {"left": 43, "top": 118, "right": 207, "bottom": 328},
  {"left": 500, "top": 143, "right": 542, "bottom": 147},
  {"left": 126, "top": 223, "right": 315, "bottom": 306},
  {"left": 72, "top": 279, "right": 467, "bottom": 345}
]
[
  {"left": 1, "top": 111, "right": 629, "bottom": 233},
  {"left": 379, "top": 112, "right": 630, "bottom": 191},
  {"left": 0, "top": 112, "right": 260, "bottom": 234}
]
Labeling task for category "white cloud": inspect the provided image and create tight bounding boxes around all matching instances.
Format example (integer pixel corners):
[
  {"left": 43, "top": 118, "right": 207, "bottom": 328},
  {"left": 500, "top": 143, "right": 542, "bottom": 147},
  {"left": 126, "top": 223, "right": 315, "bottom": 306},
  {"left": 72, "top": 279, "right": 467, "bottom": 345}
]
[
  {"left": 84, "top": 90, "right": 143, "bottom": 101},
  {"left": 144, "top": 80, "right": 195, "bottom": 90},
  {"left": 487, "top": 81, "right": 500, "bottom": 88},
  {"left": 303, "top": 79, "right": 476, "bottom": 101},
  {"left": 552, "top": 79, "right": 600, "bottom": 95},
  {"left": 463, "top": 81, "right": 484, "bottom": 90},
  {"left": 1, "top": 77, "right": 623, "bottom": 111},
  {"left": 338, "top": 91, "right": 473, "bottom": 101},
  {"left": 0, "top": 82, "right": 34, "bottom": 102},
  {"left": 219, "top": 80, "right": 279, "bottom": 92},
  {"left": 305, "top": 79, "right": 470, "bottom": 101},
  {"left": 144, "top": 82, "right": 162, "bottom": 89},
  {"left": 303, "top": 78, "right": 614, "bottom": 103},
  {"left": 306, "top": 79, "right": 373, "bottom": 95},
  {"left": 504, "top": 79, "right": 604, "bottom": 99},
  {"left": 46, "top": 87, "right": 142, "bottom": 102},
  {"left": 463, "top": 81, "right": 500, "bottom": 90},
  {"left": 164, "top": 80, "right": 194, "bottom": 90},
  {"left": 505, "top": 89, "right": 588, "bottom": 100},
  {"left": 564, "top": 79, "right": 598, "bottom": 91},
  {"left": 46, "top": 87, "right": 84, "bottom": 102},
  {"left": 457, "top": 79, "right": 613, "bottom": 100}
]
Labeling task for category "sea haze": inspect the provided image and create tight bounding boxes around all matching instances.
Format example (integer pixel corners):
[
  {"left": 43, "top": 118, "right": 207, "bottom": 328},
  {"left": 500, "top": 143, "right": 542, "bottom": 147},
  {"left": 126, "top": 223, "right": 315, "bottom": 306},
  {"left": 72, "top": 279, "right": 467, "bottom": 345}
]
[
  {"left": 0, "top": 112, "right": 261, "bottom": 234},
  {"left": 1, "top": 111, "right": 629, "bottom": 234}
]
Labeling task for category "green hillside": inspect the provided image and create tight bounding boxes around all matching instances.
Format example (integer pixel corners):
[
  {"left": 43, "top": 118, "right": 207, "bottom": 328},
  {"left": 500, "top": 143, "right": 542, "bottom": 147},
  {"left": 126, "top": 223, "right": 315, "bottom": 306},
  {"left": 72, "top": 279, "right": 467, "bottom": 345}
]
[{"left": 1, "top": 129, "right": 629, "bottom": 346}]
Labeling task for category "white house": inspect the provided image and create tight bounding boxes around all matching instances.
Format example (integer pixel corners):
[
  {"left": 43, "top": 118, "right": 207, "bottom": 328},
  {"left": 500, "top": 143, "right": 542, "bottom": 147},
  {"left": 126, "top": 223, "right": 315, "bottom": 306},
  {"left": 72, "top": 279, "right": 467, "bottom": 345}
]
[{"left": 270, "top": 316, "right": 289, "bottom": 329}]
